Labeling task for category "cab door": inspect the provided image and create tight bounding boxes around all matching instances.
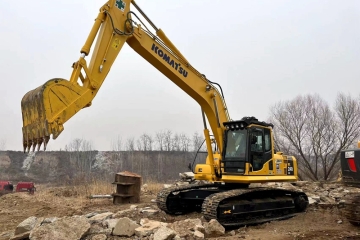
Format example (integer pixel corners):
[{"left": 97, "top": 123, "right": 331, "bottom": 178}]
[{"left": 249, "top": 127, "right": 272, "bottom": 171}]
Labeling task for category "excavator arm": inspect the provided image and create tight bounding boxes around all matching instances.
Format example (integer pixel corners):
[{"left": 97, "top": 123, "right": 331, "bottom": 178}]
[{"left": 21, "top": 0, "right": 230, "bottom": 159}]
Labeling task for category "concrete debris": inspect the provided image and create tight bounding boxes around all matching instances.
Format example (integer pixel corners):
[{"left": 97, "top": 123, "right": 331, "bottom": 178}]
[
  {"left": 91, "top": 234, "right": 107, "bottom": 240},
  {"left": 42, "top": 217, "right": 59, "bottom": 224},
  {"left": 29, "top": 215, "right": 90, "bottom": 240},
  {"left": 88, "top": 212, "right": 113, "bottom": 224},
  {"left": 112, "top": 217, "right": 140, "bottom": 237},
  {"left": 141, "top": 183, "right": 148, "bottom": 192},
  {"left": 179, "top": 172, "right": 195, "bottom": 181},
  {"left": 141, "top": 208, "right": 159, "bottom": 216},
  {"left": 135, "top": 220, "right": 163, "bottom": 237},
  {"left": 14, "top": 216, "right": 37, "bottom": 236},
  {"left": 204, "top": 219, "right": 225, "bottom": 237},
  {"left": 3, "top": 173, "right": 360, "bottom": 240},
  {"left": 85, "top": 212, "right": 98, "bottom": 218},
  {"left": 169, "top": 218, "right": 204, "bottom": 239},
  {"left": 102, "top": 218, "right": 118, "bottom": 229},
  {"left": 193, "top": 230, "right": 205, "bottom": 239},
  {"left": 153, "top": 226, "right": 176, "bottom": 240}
]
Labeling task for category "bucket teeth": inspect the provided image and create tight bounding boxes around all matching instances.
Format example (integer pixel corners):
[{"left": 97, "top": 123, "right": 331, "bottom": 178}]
[
  {"left": 23, "top": 141, "right": 27, "bottom": 153},
  {"left": 22, "top": 134, "right": 50, "bottom": 153},
  {"left": 43, "top": 136, "right": 50, "bottom": 151},
  {"left": 26, "top": 141, "right": 32, "bottom": 153},
  {"left": 37, "top": 138, "right": 43, "bottom": 152},
  {"left": 31, "top": 142, "right": 35, "bottom": 152}
]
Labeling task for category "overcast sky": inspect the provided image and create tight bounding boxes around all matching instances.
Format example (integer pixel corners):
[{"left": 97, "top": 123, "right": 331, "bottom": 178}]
[{"left": 0, "top": 0, "right": 359, "bottom": 151}]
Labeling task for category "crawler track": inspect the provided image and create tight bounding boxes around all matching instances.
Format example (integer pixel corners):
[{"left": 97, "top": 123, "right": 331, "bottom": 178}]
[
  {"left": 157, "top": 183, "right": 218, "bottom": 215},
  {"left": 202, "top": 187, "right": 308, "bottom": 227},
  {"left": 157, "top": 183, "right": 309, "bottom": 228}
]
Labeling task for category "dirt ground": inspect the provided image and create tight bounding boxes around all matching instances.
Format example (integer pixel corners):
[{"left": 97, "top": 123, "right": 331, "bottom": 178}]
[{"left": 1, "top": 185, "right": 360, "bottom": 240}]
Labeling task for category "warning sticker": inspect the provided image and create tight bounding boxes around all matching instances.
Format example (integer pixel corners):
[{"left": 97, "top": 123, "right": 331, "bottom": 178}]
[{"left": 112, "top": 38, "right": 120, "bottom": 50}]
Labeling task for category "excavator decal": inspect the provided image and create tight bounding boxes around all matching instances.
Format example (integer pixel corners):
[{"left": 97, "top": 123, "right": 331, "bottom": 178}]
[
  {"left": 287, "top": 158, "right": 294, "bottom": 175},
  {"left": 115, "top": 0, "right": 126, "bottom": 12},
  {"left": 151, "top": 43, "right": 188, "bottom": 77}
]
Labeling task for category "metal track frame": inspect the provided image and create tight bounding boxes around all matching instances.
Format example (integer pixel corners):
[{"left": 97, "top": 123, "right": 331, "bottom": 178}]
[{"left": 156, "top": 183, "right": 309, "bottom": 228}]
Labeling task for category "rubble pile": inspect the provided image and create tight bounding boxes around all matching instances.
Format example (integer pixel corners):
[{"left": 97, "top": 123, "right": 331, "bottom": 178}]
[
  {"left": 0, "top": 206, "right": 228, "bottom": 240},
  {"left": 172, "top": 173, "right": 360, "bottom": 207},
  {"left": 2, "top": 172, "right": 360, "bottom": 240}
]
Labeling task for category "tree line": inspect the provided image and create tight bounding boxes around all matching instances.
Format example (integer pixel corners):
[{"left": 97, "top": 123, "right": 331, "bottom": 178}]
[
  {"left": 62, "top": 131, "right": 208, "bottom": 182},
  {"left": 65, "top": 130, "right": 207, "bottom": 153},
  {"left": 60, "top": 92, "right": 360, "bottom": 182}
]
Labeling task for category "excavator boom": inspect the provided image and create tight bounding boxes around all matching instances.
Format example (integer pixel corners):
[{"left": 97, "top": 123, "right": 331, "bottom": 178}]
[{"left": 21, "top": 0, "right": 229, "bottom": 153}]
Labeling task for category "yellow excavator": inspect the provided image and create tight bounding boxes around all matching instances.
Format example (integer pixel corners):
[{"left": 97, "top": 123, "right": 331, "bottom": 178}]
[{"left": 21, "top": 0, "right": 308, "bottom": 227}]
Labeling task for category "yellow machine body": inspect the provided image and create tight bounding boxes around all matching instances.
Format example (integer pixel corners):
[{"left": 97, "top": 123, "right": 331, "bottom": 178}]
[
  {"left": 21, "top": 0, "right": 308, "bottom": 226},
  {"left": 21, "top": 0, "right": 299, "bottom": 185},
  {"left": 21, "top": 0, "right": 308, "bottom": 227}
]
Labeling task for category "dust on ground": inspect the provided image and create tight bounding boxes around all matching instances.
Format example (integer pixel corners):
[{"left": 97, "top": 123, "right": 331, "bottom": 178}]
[{"left": 1, "top": 184, "right": 360, "bottom": 240}]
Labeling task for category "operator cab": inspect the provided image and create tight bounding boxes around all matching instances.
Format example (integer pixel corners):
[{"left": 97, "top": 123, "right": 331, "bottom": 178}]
[{"left": 222, "top": 117, "right": 273, "bottom": 174}]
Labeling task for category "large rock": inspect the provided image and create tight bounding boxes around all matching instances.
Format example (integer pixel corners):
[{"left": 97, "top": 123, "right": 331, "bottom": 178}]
[
  {"left": 153, "top": 226, "right": 176, "bottom": 240},
  {"left": 10, "top": 217, "right": 45, "bottom": 240},
  {"left": 14, "top": 216, "right": 37, "bottom": 235},
  {"left": 112, "top": 217, "right": 140, "bottom": 237},
  {"left": 204, "top": 219, "right": 225, "bottom": 237},
  {"left": 29, "top": 215, "right": 90, "bottom": 240}
]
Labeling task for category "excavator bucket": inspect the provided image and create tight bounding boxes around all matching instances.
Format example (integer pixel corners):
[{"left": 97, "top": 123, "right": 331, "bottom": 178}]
[
  {"left": 20, "top": 0, "right": 131, "bottom": 153},
  {"left": 21, "top": 78, "right": 92, "bottom": 152}
]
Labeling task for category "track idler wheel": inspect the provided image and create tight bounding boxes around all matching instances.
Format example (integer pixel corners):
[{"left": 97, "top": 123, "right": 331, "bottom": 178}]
[{"left": 294, "top": 194, "right": 308, "bottom": 212}]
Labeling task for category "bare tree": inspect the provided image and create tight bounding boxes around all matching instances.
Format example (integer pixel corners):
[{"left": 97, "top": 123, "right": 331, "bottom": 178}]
[
  {"left": 192, "top": 132, "right": 205, "bottom": 152},
  {"left": 172, "top": 133, "right": 181, "bottom": 151},
  {"left": 163, "top": 130, "right": 172, "bottom": 151},
  {"left": 155, "top": 130, "right": 165, "bottom": 151},
  {"left": 65, "top": 138, "right": 95, "bottom": 174},
  {"left": 146, "top": 134, "right": 154, "bottom": 151},
  {"left": 136, "top": 138, "right": 143, "bottom": 151},
  {"left": 125, "top": 137, "right": 135, "bottom": 151},
  {"left": 111, "top": 135, "right": 123, "bottom": 171},
  {"left": 138, "top": 133, "right": 154, "bottom": 151},
  {"left": 179, "top": 133, "right": 191, "bottom": 151},
  {"left": 269, "top": 92, "right": 360, "bottom": 181}
]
